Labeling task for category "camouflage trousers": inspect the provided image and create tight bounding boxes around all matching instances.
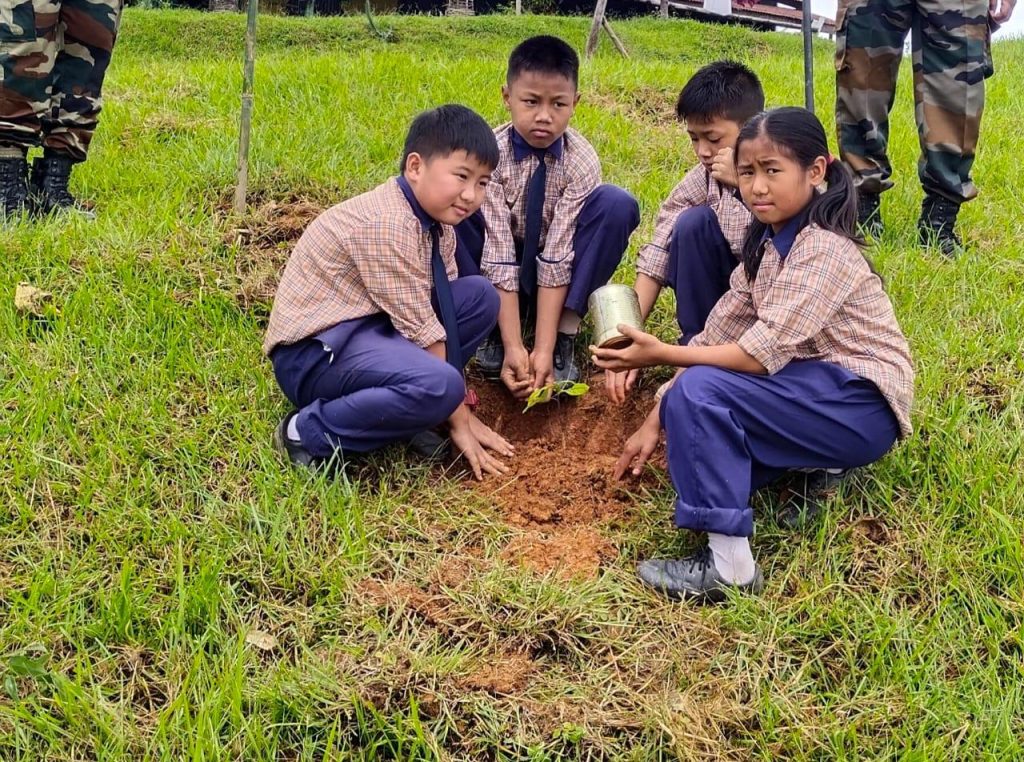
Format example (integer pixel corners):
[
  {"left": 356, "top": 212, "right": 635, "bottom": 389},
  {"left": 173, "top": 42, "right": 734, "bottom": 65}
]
[
  {"left": 0, "top": 0, "right": 122, "bottom": 162},
  {"left": 835, "top": 0, "right": 994, "bottom": 204}
]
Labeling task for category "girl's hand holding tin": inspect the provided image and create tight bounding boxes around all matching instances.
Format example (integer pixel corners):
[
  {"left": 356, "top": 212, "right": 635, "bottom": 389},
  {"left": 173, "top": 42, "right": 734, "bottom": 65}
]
[{"left": 590, "top": 324, "right": 670, "bottom": 372}]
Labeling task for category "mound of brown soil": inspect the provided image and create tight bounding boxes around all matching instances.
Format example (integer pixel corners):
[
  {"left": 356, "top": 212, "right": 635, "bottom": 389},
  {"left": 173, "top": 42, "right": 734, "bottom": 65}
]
[
  {"left": 501, "top": 526, "right": 618, "bottom": 581},
  {"left": 461, "top": 653, "right": 537, "bottom": 695},
  {"left": 469, "top": 374, "right": 662, "bottom": 529},
  {"left": 468, "top": 374, "right": 664, "bottom": 580}
]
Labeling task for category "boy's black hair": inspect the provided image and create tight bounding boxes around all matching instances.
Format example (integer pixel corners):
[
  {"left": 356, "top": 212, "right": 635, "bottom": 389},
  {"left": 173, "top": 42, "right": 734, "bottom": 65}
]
[
  {"left": 507, "top": 35, "right": 579, "bottom": 89},
  {"left": 400, "top": 104, "right": 499, "bottom": 173},
  {"left": 675, "top": 60, "right": 765, "bottom": 125},
  {"left": 735, "top": 107, "right": 869, "bottom": 281}
]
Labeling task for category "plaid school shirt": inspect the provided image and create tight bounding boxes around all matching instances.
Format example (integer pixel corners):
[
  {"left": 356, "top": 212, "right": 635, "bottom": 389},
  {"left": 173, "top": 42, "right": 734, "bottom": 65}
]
[
  {"left": 690, "top": 224, "right": 915, "bottom": 437},
  {"left": 636, "top": 164, "right": 752, "bottom": 284},
  {"left": 262, "top": 178, "right": 457, "bottom": 356},
  {"left": 480, "top": 123, "right": 601, "bottom": 291}
]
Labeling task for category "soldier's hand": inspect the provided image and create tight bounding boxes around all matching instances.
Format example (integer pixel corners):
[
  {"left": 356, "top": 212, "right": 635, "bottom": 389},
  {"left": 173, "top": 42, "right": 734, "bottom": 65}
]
[{"left": 990, "top": 0, "right": 1015, "bottom": 24}]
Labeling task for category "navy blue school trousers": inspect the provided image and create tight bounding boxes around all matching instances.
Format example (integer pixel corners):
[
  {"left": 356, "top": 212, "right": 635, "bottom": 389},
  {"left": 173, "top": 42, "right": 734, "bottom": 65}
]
[
  {"left": 664, "top": 205, "right": 738, "bottom": 345},
  {"left": 660, "top": 361, "right": 901, "bottom": 538},
  {"left": 454, "top": 184, "right": 640, "bottom": 314},
  {"left": 270, "top": 275, "right": 499, "bottom": 457}
]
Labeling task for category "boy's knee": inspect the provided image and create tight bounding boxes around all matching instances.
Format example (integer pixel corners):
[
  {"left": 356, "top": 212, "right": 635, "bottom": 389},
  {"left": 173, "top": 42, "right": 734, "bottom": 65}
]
[
  {"left": 453, "top": 274, "right": 500, "bottom": 329},
  {"left": 435, "top": 363, "right": 468, "bottom": 417},
  {"left": 466, "top": 274, "right": 500, "bottom": 320},
  {"left": 599, "top": 184, "right": 641, "bottom": 227},
  {"left": 586, "top": 184, "right": 640, "bottom": 228},
  {"left": 672, "top": 205, "right": 718, "bottom": 241},
  {"left": 671, "top": 365, "right": 731, "bottom": 407}
]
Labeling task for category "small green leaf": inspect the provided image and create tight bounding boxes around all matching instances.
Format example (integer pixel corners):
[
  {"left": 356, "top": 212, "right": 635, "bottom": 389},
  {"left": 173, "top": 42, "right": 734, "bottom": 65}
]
[
  {"left": 560, "top": 382, "right": 589, "bottom": 397},
  {"left": 523, "top": 380, "right": 590, "bottom": 412},
  {"left": 7, "top": 654, "right": 48, "bottom": 680},
  {"left": 3, "top": 674, "right": 18, "bottom": 701}
]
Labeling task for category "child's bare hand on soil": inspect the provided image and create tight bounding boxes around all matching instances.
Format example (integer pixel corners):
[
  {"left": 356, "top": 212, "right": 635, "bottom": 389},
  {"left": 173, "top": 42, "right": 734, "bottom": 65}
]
[
  {"left": 614, "top": 406, "right": 662, "bottom": 479},
  {"left": 449, "top": 406, "right": 510, "bottom": 480}
]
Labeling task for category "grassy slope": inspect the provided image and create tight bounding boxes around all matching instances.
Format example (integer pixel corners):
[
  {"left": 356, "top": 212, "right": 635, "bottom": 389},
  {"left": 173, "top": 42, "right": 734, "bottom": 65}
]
[{"left": 1, "top": 8, "right": 1022, "bottom": 760}]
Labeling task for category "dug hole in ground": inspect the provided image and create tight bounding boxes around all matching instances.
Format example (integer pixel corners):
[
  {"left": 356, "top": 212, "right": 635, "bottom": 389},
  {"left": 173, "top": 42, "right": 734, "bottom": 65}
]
[{"left": 466, "top": 372, "right": 665, "bottom": 581}]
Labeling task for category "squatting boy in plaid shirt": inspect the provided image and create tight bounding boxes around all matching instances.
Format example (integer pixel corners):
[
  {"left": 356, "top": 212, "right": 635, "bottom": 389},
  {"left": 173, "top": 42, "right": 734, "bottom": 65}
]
[
  {"left": 265, "top": 105, "right": 513, "bottom": 480},
  {"left": 454, "top": 35, "right": 640, "bottom": 396},
  {"left": 606, "top": 60, "right": 765, "bottom": 404},
  {"left": 592, "top": 108, "right": 914, "bottom": 604}
]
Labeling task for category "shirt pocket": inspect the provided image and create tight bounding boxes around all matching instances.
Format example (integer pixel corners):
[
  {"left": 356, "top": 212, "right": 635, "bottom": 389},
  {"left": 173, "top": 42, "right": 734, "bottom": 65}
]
[{"left": 0, "top": 0, "right": 36, "bottom": 43}]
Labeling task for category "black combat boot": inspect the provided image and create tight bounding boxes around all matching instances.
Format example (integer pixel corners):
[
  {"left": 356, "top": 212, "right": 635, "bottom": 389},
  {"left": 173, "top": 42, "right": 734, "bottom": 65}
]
[
  {"left": 0, "top": 156, "right": 31, "bottom": 219},
  {"left": 918, "top": 194, "right": 961, "bottom": 258},
  {"left": 30, "top": 153, "right": 96, "bottom": 220},
  {"left": 856, "top": 191, "right": 883, "bottom": 239}
]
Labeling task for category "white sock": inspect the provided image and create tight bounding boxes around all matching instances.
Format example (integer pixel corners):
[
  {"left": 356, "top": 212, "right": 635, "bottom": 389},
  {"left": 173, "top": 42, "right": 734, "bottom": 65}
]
[
  {"left": 286, "top": 414, "right": 301, "bottom": 443},
  {"left": 707, "top": 533, "right": 756, "bottom": 585},
  {"left": 557, "top": 309, "right": 582, "bottom": 336}
]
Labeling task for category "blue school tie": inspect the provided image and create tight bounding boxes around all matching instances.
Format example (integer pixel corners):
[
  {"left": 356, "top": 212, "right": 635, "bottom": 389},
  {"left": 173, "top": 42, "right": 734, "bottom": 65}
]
[
  {"left": 430, "top": 224, "right": 462, "bottom": 370},
  {"left": 518, "top": 148, "right": 547, "bottom": 295}
]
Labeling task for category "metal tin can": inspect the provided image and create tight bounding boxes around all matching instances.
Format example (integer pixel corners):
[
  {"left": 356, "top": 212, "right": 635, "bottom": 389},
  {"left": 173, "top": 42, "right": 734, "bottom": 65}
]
[{"left": 588, "top": 284, "right": 642, "bottom": 349}]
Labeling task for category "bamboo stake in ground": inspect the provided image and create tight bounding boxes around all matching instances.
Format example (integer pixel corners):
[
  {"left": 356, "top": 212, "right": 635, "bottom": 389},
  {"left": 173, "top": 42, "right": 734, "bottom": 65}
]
[
  {"left": 233, "top": 0, "right": 258, "bottom": 215},
  {"left": 585, "top": 0, "right": 609, "bottom": 58},
  {"left": 601, "top": 16, "right": 629, "bottom": 57},
  {"left": 585, "top": 0, "right": 628, "bottom": 59}
]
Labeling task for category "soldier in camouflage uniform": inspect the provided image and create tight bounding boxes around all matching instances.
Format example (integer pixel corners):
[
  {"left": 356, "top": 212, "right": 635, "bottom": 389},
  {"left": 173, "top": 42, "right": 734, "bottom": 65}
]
[
  {"left": 835, "top": 0, "right": 1015, "bottom": 255},
  {"left": 0, "top": 0, "right": 122, "bottom": 219}
]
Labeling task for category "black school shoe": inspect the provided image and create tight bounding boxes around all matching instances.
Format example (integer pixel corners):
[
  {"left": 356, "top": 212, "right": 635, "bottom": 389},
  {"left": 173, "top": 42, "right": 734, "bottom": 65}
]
[
  {"left": 552, "top": 332, "right": 581, "bottom": 384},
  {"left": 273, "top": 413, "right": 323, "bottom": 470},
  {"left": 777, "top": 468, "right": 855, "bottom": 530},
  {"left": 474, "top": 332, "right": 504, "bottom": 380},
  {"left": 407, "top": 430, "right": 451, "bottom": 461},
  {"left": 637, "top": 546, "right": 764, "bottom": 604}
]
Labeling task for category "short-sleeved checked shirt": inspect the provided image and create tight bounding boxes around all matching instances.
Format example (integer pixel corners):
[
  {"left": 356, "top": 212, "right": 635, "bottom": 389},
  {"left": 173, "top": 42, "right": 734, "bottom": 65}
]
[
  {"left": 690, "top": 224, "right": 914, "bottom": 437},
  {"left": 263, "top": 178, "right": 457, "bottom": 356},
  {"left": 480, "top": 123, "right": 601, "bottom": 291},
  {"left": 637, "top": 164, "right": 752, "bottom": 284}
]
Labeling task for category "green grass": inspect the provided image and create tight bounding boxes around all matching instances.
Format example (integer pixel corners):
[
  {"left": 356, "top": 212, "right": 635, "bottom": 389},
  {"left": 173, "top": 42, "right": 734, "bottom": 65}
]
[{"left": 2, "top": 8, "right": 1023, "bottom": 759}]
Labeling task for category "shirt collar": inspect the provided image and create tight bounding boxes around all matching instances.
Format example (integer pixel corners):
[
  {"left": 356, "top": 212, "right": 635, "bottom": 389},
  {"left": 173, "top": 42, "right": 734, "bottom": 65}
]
[
  {"left": 762, "top": 210, "right": 808, "bottom": 259},
  {"left": 395, "top": 175, "right": 437, "bottom": 232},
  {"left": 510, "top": 128, "right": 564, "bottom": 162}
]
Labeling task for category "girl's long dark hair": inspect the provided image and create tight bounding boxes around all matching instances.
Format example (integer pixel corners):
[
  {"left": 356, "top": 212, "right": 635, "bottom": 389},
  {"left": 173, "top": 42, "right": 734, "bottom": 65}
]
[{"left": 737, "top": 107, "right": 863, "bottom": 281}]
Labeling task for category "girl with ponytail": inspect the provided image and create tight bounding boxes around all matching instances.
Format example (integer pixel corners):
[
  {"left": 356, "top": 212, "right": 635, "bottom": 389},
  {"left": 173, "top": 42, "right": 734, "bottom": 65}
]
[{"left": 591, "top": 107, "right": 914, "bottom": 604}]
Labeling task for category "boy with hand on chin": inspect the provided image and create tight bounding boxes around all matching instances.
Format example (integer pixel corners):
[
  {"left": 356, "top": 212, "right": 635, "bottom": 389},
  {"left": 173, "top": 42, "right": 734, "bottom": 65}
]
[
  {"left": 606, "top": 61, "right": 764, "bottom": 403},
  {"left": 265, "top": 105, "right": 512, "bottom": 479}
]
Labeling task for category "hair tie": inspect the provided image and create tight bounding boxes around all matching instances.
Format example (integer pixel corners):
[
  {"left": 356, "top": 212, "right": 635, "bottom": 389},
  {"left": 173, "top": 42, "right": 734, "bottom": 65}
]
[{"left": 827, "top": 154, "right": 837, "bottom": 166}]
